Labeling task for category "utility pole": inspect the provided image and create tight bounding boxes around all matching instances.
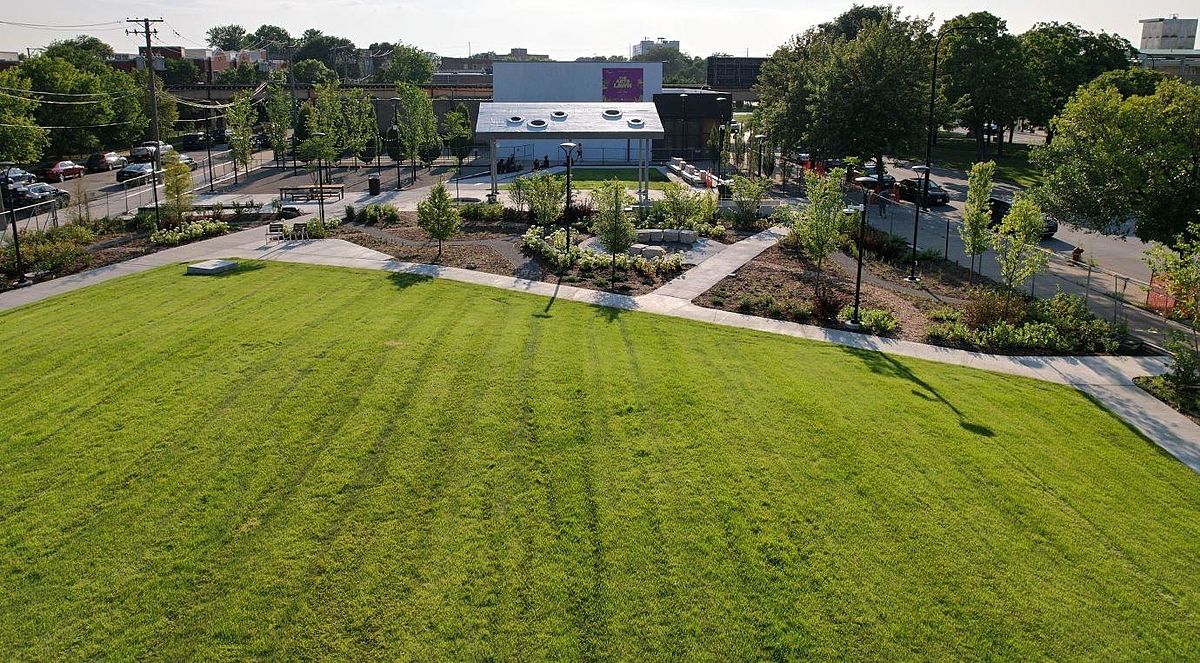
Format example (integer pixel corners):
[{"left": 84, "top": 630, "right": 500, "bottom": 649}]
[{"left": 127, "top": 17, "right": 164, "bottom": 230}]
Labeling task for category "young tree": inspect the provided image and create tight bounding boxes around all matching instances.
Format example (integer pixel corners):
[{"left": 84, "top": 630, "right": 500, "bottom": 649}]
[
  {"left": 792, "top": 168, "right": 849, "bottom": 298},
  {"left": 991, "top": 193, "right": 1048, "bottom": 315},
  {"left": 730, "top": 175, "right": 770, "bottom": 226},
  {"left": 394, "top": 82, "right": 438, "bottom": 184},
  {"left": 225, "top": 91, "right": 256, "bottom": 184},
  {"left": 162, "top": 152, "right": 194, "bottom": 226},
  {"left": 441, "top": 104, "right": 472, "bottom": 199},
  {"left": 509, "top": 176, "right": 529, "bottom": 218},
  {"left": 660, "top": 182, "right": 701, "bottom": 228},
  {"left": 417, "top": 182, "right": 461, "bottom": 258},
  {"left": 263, "top": 83, "right": 292, "bottom": 164},
  {"left": 340, "top": 88, "right": 378, "bottom": 169},
  {"left": 592, "top": 179, "right": 637, "bottom": 286},
  {"left": 961, "top": 161, "right": 995, "bottom": 282},
  {"left": 525, "top": 173, "right": 566, "bottom": 225},
  {"left": 1146, "top": 222, "right": 1200, "bottom": 350}
]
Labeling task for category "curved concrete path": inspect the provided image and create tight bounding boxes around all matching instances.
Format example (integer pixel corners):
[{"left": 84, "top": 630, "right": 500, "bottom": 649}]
[{"left": 2, "top": 226, "right": 1197, "bottom": 472}]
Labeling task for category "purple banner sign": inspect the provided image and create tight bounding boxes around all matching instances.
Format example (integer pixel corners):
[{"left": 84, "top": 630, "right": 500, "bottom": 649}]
[{"left": 602, "top": 67, "right": 644, "bottom": 102}]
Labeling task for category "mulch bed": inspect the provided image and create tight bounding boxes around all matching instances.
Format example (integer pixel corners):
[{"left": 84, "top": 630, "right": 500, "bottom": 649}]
[
  {"left": 1134, "top": 376, "right": 1200, "bottom": 427},
  {"left": 332, "top": 227, "right": 515, "bottom": 277}
]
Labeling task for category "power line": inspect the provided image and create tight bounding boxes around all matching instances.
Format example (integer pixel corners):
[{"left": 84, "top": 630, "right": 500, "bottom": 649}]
[
  {"left": 0, "top": 85, "right": 134, "bottom": 98},
  {"left": 0, "top": 19, "right": 124, "bottom": 30},
  {"left": 0, "top": 89, "right": 138, "bottom": 104},
  {"left": 0, "top": 120, "right": 135, "bottom": 129}
]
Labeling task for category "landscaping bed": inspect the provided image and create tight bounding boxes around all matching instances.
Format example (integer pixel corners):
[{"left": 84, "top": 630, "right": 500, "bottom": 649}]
[
  {"left": 1135, "top": 376, "right": 1200, "bottom": 426},
  {"left": 331, "top": 225, "right": 515, "bottom": 276}
]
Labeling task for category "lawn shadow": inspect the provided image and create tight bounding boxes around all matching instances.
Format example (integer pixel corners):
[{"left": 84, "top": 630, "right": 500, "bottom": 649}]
[
  {"left": 387, "top": 272, "right": 433, "bottom": 290},
  {"left": 842, "top": 345, "right": 994, "bottom": 437}
]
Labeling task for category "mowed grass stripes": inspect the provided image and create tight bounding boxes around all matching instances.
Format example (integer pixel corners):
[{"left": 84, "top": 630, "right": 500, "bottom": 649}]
[{"left": 0, "top": 261, "right": 1197, "bottom": 659}]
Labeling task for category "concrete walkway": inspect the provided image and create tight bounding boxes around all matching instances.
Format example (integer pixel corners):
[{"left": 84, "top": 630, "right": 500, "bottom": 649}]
[{"left": 2, "top": 227, "right": 1198, "bottom": 473}]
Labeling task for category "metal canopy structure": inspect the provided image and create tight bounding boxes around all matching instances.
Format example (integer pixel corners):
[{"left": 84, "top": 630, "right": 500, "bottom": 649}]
[{"left": 474, "top": 102, "right": 665, "bottom": 204}]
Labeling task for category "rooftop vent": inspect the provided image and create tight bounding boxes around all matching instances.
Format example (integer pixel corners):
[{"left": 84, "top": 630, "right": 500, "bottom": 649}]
[
  {"left": 602, "top": 108, "right": 622, "bottom": 119},
  {"left": 507, "top": 115, "right": 523, "bottom": 124},
  {"left": 527, "top": 118, "right": 547, "bottom": 129},
  {"left": 551, "top": 110, "right": 568, "bottom": 120},
  {"left": 627, "top": 118, "right": 645, "bottom": 128}
]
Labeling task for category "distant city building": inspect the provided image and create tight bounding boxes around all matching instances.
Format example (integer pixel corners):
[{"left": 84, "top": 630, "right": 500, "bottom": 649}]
[
  {"left": 632, "top": 38, "right": 680, "bottom": 57},
  {"left": 1139, "top": 16, "right": 1197, "bottom": 49},
  {"left": 0, "top": 51, "right": 19, "bottom": 72},
  {"left": 1137, "top": 16, "right": 1200, "bottom": 84}
]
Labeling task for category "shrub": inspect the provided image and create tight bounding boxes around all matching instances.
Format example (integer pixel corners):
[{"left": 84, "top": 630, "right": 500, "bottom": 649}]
[
  {"left": 812, "top": 293, "right": 844, "bottom": 320},
  {"left": 840, "top": 306, "right": 900, "bottom": 336},
  {"left": 1165, "top": 332, "right": 1200, "bottom": 390},
  {"left": 459, "top": 202, "right": 504, "bottom": 222},
  {"left": 928, "top": 307, "right": 963, "bottom": 323},
  {"left": 1, "top": 224, "right": 96, "bottom": 276},
  {"left": 344, "top": 204, "right": 357, "bottom": 224},
  {"left": 926, "top": 320, "right": 971, "bottom": 346},
  {"left": 306, "top": 219, "right": 327, "bottom": 239},
  {"left": 1029, "top": 292, "right": 1121, "bottom": 354},
  {"left": 360, "top": 203, "right": 401, "bottom": 227},
  {"left": 963, "top": 288, "right": 1026, "bottom": 329},
  {"left": 149, "top": 219, "right": 230, "bottom": 246}
]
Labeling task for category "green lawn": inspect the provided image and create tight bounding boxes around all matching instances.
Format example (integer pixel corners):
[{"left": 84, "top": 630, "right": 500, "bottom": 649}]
[
  {"left": 504, "top": 167, "right": 672, "bottom": 190},
  {"left": 916, "top": 132, "right": 1042, "bottom": 188},
  {"left": 1, "top": 261, "right": 1199, "bottom": 659}
]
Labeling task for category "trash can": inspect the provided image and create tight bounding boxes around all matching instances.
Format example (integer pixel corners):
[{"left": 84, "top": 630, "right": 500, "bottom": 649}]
[{"left": 368, "top": 175, "right": 381, "bottom": 196}]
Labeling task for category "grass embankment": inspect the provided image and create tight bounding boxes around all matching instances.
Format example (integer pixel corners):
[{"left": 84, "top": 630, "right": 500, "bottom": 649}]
[
  {"left": 920, "top": 132, "right": 1042, "bottom": 188},
  {"left": 0, "top": 261, "right": 1198, "bottom": 658}
]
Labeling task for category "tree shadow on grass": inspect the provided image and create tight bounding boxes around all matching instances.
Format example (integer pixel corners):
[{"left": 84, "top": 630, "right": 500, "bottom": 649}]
[
  {"left": 386, "top": 272, "right": 433, "bottom": 290},
  {"left": 841, "top": 346, "right": 995, "bottom": 438}
]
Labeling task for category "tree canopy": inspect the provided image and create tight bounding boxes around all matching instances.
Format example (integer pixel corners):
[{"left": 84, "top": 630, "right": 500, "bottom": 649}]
[
  {"left": 206, "top": 25, "right": 250, "bottom": 51},
  {"left": 372, "top": 43, "right": 435, "bottom": 84},
  {"left": 1020, "top": 22, "right": 1134, "bottom": 138},
  {"left": 631, "top": 46, "right": 705, "bottom": 84}
]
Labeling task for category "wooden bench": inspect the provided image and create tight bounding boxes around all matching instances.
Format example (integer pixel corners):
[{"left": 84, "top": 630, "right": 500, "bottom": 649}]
[
  {"left": 265, "top": 223, "right": 285, "bottom": 242},
  {"left": 278, "top": 185, "right": 345, "bottom": 202}
]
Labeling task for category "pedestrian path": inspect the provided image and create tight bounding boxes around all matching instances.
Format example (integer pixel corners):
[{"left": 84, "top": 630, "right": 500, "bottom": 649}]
[
  {"left": 2, "top": 228, "right": 1197, "bottom": 473},
  {"left": 649, "top": 225, "right": 790, "bottom": 300}
]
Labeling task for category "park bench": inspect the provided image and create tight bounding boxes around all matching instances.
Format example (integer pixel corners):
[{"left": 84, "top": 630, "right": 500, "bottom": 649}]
[
  {"left": 265, "top": 223, "right": 285, "bottom": 242},
  {"left": 278, "top": 185, "right": 345, "bottom": 203}
]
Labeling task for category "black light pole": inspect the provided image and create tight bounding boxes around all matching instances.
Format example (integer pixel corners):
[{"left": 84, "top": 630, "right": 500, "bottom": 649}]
[
  {"left": 753, "top": 134, "right": 766, "bottom": 177},
  {"left": 906, "top": 164, "right": 929, "bottom": 282},
  {"left": 313, "top": 131, "right": 326, "bottom": 229},
  {"left": 559, "top": 141, "right": 577, "bottom": 268},
  {"left": 678, "top": 93, "right": 688, "bottom": 161},
  {"left": 849, "top": 175, "right": 877, "bottom": 327},
  {"left": 205, "top": 108, "right": 215, "bottom": 193},
  {"left": 714, "top": 96, "right": 727, "bottom": 178},
  {"left": 0, "top": 161, "right": 27, "bottom": 285}
]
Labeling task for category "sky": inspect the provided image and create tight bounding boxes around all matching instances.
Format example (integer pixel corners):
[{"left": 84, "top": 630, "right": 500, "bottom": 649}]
[{"left": 1, "top": 0, "right": 1190, "bottom": 58}]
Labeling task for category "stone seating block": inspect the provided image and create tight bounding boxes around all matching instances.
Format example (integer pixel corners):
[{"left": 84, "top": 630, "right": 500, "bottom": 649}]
[
  {"left": 649, "top": 230, "right": 663, "bottom": 243},
  {"left": 679, "top": 230, "right": 699, "bottom": 244},
  {"left": 642, "top": 245, "right": 667, "bottom": 259},
  {"left": 628, "top": 243, "right": 648, "bottom": 256},
  {"left": 662, "top": 229, "right": 680, "bottom": 242},
  {"left": 186, "top": 259, "right": 237, "bottom": 275}
]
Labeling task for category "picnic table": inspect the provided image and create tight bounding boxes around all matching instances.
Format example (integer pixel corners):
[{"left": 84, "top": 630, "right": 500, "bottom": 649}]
[{"left": 278, "top": 184, "right": 345, "bottom": 202}]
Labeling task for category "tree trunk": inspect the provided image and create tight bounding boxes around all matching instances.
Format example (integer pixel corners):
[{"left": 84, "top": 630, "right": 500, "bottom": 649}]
[
  {"left": 611, "top": 253, "right": 616, "bottom": 288},
  {"left": 996, "top": 131, "right": 1005, "bottom": 157},
  {"left": 1044, "top": 127, "right": 1054, "bottom": 144},
  {"left": 974, "top": 125, "right": 986, "bottom": 163}
]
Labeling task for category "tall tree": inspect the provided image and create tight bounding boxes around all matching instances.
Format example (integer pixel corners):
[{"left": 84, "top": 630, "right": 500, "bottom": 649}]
[
  {"left": 253, "top": 25, "right": 293, "bottom": 50},
  {"left": 961, "top": 160, "right": 995, "bottom": 280},
  {"left": 134, "top": 70, "right": 179, "bottom": 141},
  {"left": 291, "top": 59, "right": 337, "bottom": 85},
  {"left": 0, "top": 68, "right": 47, "bottom": 163},
  {"left": 1032, "top": 77, "right": 1200, "bottom": 248},
  {"left": 341, "top": 88, "right": 378, "bottom": 167},
  {"left": 940, "top": 12, "right": 1029, "bottom": 161},
  {"left": 225, "top": 91, "right": 256, "bottom": 184},
  {"left": 161, "top": 152, "right": 194, "bottom": 225},
  {"left": 206, "top": 25, "right": 250, "bottom": 51},
  {"left": 417, "top": 182, "right": 461, "bottom": 258},
  {"left": 372, "top": 43, "right": 435, "bottom": 84},
  {"left": 441, "top": 103, "right": 472, "bottom": 199},
  {"left": 263, "top": 83, "right": 292, "bottom": 163},
  {"left": 294, "top": 34, "right": 357, "bottom": 78},
  {"left": 632, "top": 46, "right": 706, "bottom": 84},
  {"left": 1021, "top": 23, "right": 1135, "bottom": 141},
  {"left": 161, "top": 58, "right": 199, "bottom": 86},
  {"left": 393, "top": 82, "right": 438, "bottom": 183},
  {"left": 807, "top": 9, "right": 931, "bottom": 177},
  {"left": 42, "top": 35, "right": 114, "bottom": 66}
]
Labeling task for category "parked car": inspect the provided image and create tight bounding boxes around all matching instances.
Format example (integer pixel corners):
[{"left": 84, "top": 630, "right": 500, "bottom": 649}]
[
  {"left": 252, "top": 132, "right": 271, "bottom": 148},
  {"left": 176, "top": 154, "right": 198, "bottom": 170},
  {"left": 0, "top": 166, "right": 37, "bottom": 187},
  {"left": 86, "top": 152, "right": 128, "bottom": 172},
  {"left": 181, "top": 132, "right": 211, "bottom": 150},
  {"left": 208, "top": 128, "right": 231, "bottom": 145},
  {"left": 278, "top": 206, "right": 304, "bottom": 219},
  {"left": 897, "top": 177, "right": 951, "bottom": 206},
  {"left": 129, "top": 141, "right": 175, "bottom": 163},
  {"left": 116, "top": 162, "right": 158, "bottom": 185},
  {"left": 35, "top": 160, "right": 86, "bottom": 182},
  {"left": 987, "top": 195, "right": 1058, "bottom": 239},
  {"left": 13, "top": 182, "right": 70, "bottom": 207}
]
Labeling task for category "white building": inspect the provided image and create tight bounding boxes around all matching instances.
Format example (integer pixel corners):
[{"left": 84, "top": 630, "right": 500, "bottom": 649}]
[
  {"left": 490, "top": 61, "right": 664, "bottom": 164},
  {"left": 1139, "top": 16, "right": 1197, "bottom": 50},
  {"left": 632, "top": 38, "right": 680, "bottom": 57}
]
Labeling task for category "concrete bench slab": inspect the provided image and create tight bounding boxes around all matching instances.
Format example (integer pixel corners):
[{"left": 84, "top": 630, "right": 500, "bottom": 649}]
[
  {"left": 629, "top": 243, "right": 648, "bottom": 256},
  {"left": 663, "top": 229, "right": 680, "bottom": 243},
  {"left": 186, "top": 259, "right": 238, "bottom": 276},
  {"left": 642, "top": 246, "right": 666, "bottom": 259},
  {"left": 679, "top": 229, "right": 699, "bottom": 244}
]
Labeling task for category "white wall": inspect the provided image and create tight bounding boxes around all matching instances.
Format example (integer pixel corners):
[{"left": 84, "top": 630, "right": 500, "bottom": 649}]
[{"left": 493, "top": 61, "right": 663, "bottom": 102}]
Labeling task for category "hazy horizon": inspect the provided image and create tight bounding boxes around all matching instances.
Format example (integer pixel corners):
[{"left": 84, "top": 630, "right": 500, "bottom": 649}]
[{"left": 2, "top": 1, "right": 1191, "bottom": 59}]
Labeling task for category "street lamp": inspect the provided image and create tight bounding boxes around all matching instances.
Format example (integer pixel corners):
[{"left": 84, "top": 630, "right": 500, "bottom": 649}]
[
  {"left": 753, "top": 134, "right": 766, "bottom": 178},
  {"left": 906, "top": 164, "right": 929, "bottom": 282},
  {"left": 560, "top": 142, "right": 578, "bottom": 268},
  {"left": 678, "top": 93, "right": 688, "bottom": 161},
  {"left": 313, "top": 131, "right": 326, "bottom": 231},
  {"left": 714, "top": 96, "right": 727, "bottom": 178},
  {"left": 921, "top": 24, "right": 985, "bottom": 261},
  {"left": 0, "top": 161, "right": 27, "bottom": 286},
  {"left": 848, "top": 175, "right": 878, "bottom": 327}
]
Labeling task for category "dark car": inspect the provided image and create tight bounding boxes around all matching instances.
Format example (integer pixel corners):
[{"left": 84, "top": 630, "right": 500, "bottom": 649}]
[
  {"left": 208, "top": 128, "right": 231, "bottom": 145},
  {"left": 252, "top": 132, "right": 271, "bottom": 148},
  {"left": 14, "top": 182, "right": 70, "bottom": 208},
  {"left": 86, "top": 152, "right": 128, "bottom": 172},
  {"left": 129, "top": 141, "right": 174, "bottom": 163},
  {"left": 0, "top": 167, "right": 37, "bottom": 188},
  {"left": 897, "top": 177, "right": 951, "bottom": 206},
  {"left": 116, "top": 162, "right": 158, "bottom": 185},
  {"left": 181, "top": 132, "right": 211, "bottom": 150},
  {"left": 987, "top": 195, "right": 1058, "bottom": 239},
  {"left": 278, "top": 206, "right": 304, "bottom": 219}
]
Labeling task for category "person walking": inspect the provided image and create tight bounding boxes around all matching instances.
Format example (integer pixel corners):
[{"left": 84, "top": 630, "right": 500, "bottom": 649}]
[{"left": 877, "top": 189, "right": 888, "bottom": 218}]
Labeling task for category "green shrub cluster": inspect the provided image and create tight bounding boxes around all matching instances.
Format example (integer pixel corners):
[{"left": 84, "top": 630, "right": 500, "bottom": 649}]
[
  {"left": 840, "top": 306, "right": 900, "bottom": 336},
  {"left": 459, "top": 203, "right": 504, "bottom": 223},
  {"left": 926, "top": 292, "right": 1121, "bottom": 354},
  {"left": 2, "top": 224, "right": 95, "bottom": 277},
  {"left": 150, "top": 220, "right": 230, "bottom": 246},
  {"left": 636, "top": 200, "right": 726, "bottom": 238},
  {"left": 359, "top": 203, "right": 402, "bottom": 226},
  {"left": 520, "top": 225, "right": 683, "bottom": 277}
]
